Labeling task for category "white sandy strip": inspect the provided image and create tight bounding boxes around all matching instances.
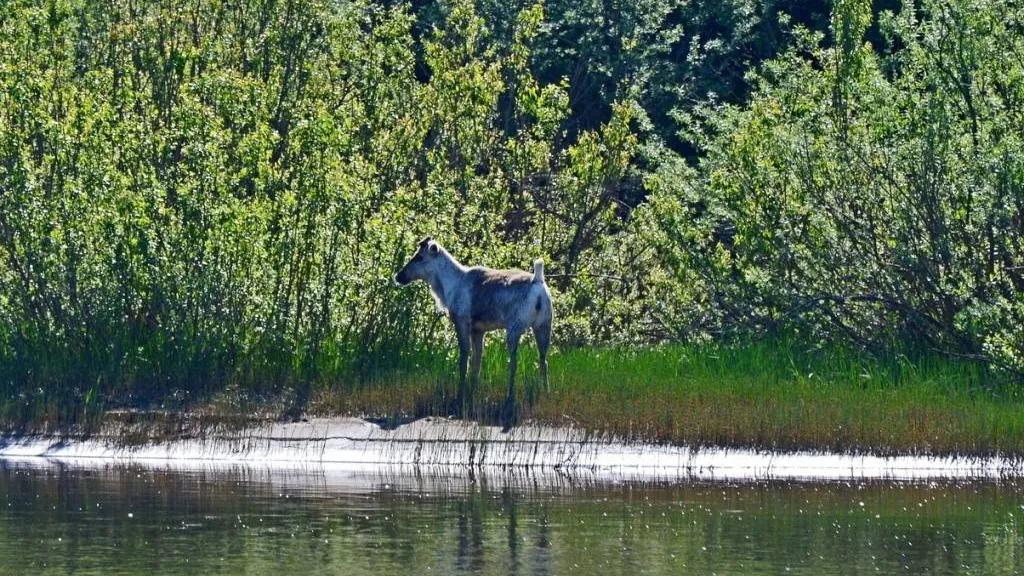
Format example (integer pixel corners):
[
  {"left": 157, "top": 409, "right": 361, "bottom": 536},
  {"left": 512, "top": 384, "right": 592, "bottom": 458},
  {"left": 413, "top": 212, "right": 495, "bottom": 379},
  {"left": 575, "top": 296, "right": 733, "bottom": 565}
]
[{"left": 1, "top": 416, "right": 1021, "bottom": 481}]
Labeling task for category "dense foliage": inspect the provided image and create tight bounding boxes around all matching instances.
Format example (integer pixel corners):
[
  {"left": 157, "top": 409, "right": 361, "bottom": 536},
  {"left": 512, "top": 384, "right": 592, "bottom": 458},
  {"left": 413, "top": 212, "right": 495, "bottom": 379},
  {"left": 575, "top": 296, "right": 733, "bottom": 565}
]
[
  {"left": 0, "top": 0, "right": 1021, "bottom": 420},
  {"left": 643, "top": 0, "right": 1024, "bottom": 370}
]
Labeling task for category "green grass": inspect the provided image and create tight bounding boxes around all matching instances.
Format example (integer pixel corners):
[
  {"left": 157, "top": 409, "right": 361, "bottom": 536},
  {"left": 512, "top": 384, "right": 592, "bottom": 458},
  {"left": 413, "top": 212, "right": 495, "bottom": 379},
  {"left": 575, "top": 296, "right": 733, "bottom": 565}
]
[
  {"left": 3, "top": 339, "right": 1023, "bottom": 457},
  {"left": 310, "top": 339, "right": 1024, "bottom": 457}
]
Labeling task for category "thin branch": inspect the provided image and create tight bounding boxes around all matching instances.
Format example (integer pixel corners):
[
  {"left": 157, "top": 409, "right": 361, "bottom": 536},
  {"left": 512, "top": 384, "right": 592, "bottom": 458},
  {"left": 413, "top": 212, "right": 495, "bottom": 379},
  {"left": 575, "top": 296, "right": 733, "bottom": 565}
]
[{"left": 546, "top": 273, "right": 628, "bottom": 283}]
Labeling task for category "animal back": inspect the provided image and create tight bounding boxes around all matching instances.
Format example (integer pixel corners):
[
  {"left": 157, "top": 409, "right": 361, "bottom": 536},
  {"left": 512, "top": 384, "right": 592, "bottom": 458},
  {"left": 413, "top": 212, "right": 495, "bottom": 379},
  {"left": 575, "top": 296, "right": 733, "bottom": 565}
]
[{"left": 468, "top": 267, "right": 536, "bottom": 330}]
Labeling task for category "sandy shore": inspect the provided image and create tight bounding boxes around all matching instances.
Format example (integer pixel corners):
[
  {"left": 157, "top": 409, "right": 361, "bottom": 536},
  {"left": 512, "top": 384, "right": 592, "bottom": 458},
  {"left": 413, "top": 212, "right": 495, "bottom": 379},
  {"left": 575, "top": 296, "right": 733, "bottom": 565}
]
[{"left": 1, "top": 416, "right": 1021, "bottom": 481}]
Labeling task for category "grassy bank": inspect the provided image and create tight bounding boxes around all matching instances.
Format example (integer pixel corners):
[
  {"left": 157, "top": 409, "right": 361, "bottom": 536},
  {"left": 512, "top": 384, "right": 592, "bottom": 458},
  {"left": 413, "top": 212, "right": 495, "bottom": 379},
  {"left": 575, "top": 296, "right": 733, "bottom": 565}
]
[
  {"left": 3, "top": 340, "right": 1022, "bottom": 458},
  {"left": 308, "top": 340, "right": 1023, "bottom": 457}
]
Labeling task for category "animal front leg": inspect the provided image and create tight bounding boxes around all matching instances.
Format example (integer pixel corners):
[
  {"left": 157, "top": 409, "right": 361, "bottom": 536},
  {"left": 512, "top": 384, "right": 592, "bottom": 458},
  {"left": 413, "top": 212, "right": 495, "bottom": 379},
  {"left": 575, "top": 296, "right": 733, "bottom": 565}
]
[
  {"left": 453, "top": 317, "right": 472, "bottom": 417},
  {"left": 470, "top": 330, "right": 484, "bottom": 390}
]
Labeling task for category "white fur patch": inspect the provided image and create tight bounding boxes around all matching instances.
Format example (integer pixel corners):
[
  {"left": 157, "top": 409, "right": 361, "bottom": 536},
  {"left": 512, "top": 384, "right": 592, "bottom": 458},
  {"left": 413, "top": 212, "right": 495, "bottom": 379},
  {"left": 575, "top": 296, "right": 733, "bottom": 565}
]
[{"left": 429, "top": 288, "right": 448, "bottom": 314}]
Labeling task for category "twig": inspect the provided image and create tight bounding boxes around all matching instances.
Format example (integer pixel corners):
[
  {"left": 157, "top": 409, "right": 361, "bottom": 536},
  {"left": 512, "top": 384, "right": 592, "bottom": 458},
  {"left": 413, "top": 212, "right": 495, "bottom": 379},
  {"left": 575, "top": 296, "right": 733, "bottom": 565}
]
[{"left": 546, "top": 273, "right": 627, "bottom": 283}]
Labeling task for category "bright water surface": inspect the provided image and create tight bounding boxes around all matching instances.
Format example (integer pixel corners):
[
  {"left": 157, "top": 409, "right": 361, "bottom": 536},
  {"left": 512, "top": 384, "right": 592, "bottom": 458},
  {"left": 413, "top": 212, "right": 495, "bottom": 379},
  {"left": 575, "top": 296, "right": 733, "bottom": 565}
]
[{"left": 0, "top": 461, "right": 1022, "bottom": 575}]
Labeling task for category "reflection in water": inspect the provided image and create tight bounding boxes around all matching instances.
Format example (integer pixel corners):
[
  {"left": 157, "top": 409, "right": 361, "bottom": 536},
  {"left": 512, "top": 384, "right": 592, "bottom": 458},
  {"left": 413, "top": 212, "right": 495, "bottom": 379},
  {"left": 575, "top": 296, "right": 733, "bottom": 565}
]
[{"left": 0, "top": 460, "right": 1021, "bottom": 575}]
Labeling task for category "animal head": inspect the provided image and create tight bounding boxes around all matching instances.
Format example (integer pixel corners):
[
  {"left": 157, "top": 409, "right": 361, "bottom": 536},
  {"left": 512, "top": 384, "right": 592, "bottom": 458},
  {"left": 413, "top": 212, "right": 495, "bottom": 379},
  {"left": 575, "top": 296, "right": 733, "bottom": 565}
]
[{"left": 394, "top": 236, "right": 443, "bottom": 286}]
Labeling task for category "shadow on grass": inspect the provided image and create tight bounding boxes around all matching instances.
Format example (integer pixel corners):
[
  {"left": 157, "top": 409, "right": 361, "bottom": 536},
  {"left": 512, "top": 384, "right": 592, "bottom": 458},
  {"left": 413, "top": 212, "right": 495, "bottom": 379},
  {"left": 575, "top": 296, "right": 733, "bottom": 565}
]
[
  {"left": 360, "top": 403, "right": 520, "bottom": 433},
  {"left": 356, "top": 376, "right": 545, "bottom": 433}
]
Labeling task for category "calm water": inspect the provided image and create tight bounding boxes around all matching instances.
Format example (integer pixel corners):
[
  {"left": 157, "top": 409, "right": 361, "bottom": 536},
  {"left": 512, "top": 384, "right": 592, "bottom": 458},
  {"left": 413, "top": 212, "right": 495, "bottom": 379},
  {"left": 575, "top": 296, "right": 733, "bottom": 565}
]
[{"left": 0, "top": 461, "right": 1022, "bottom": 575}]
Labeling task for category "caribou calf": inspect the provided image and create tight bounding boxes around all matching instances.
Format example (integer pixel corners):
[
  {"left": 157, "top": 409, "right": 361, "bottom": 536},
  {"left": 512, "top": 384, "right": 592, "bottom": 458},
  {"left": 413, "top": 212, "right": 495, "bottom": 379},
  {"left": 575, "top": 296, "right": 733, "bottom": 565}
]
[{"left": 394, "top": 237, "right": 552, "bottom": 419}]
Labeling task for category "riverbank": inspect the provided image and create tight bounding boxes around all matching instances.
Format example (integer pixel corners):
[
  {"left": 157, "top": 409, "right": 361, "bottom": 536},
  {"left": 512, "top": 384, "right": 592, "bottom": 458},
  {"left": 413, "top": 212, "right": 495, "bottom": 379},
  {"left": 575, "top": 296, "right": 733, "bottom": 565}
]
[
  {"left": 2, "top": 416, "right": 1022, "bottom": 481},
  {"left": 310, "top": 342, "right": 1024, "bottom": 457},
  {"left": 4, "top": 342, "right": 1022, "bottom": 458}
]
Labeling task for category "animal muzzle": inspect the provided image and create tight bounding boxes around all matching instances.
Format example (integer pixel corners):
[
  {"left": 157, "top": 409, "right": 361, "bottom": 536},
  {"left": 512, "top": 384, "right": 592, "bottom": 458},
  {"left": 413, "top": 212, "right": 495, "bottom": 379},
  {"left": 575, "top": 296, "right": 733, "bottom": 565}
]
[{"left": 394, "top": 270, "right": 411, "bottom": 286}]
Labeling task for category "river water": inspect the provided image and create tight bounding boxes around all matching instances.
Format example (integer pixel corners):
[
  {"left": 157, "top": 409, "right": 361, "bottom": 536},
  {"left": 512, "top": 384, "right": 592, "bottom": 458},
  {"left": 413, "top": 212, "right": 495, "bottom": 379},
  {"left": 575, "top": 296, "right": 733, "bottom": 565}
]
[{"left": 0, "top": 460, "right": 1021, "bottom": 575}]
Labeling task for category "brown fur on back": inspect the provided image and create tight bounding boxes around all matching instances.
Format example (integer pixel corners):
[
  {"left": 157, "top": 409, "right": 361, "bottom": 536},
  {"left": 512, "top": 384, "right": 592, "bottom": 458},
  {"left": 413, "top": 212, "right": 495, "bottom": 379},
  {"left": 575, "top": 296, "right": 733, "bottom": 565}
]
[{"left": 467, "top": 267, "right": 535, "bottom": 330}]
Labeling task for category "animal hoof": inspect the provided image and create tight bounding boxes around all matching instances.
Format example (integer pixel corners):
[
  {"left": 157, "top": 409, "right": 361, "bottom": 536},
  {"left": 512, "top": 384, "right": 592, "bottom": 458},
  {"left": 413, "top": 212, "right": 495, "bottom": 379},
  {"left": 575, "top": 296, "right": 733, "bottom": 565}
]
[{"left": 502, "top": 398, "right": 518, "bottom": 430}]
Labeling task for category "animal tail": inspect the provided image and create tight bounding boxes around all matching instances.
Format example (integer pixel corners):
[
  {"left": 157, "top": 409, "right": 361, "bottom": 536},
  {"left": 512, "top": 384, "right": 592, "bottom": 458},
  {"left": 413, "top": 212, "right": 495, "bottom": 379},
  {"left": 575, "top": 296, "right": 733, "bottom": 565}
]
[{"left": 532, "top": 258, "right": 545, "bottom": 284}]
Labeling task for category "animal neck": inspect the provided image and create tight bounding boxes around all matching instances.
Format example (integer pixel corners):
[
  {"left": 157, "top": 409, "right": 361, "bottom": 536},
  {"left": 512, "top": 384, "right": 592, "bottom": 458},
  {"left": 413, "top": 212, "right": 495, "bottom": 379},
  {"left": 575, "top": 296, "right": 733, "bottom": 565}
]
[{"left": 425, "top": 250, "right": 466, "bottom": 313}]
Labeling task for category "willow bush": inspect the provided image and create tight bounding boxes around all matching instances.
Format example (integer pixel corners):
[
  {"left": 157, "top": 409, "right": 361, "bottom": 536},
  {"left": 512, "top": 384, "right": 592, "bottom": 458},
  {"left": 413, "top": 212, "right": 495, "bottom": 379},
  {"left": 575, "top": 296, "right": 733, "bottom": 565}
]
[
  {"left": 0, "top": 0, "right": 639, "bottom": 416},
  {"left": 643, "top": 0, "right": 1024, "bottom": 371}
]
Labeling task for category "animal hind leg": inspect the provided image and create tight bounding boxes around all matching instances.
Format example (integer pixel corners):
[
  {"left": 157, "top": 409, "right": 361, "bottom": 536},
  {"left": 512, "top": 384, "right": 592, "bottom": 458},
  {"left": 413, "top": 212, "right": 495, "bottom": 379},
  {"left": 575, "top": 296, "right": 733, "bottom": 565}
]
[
  {"left": 503, "top": 326, "right": 523, "bottom": 429},
  {"left": 533, "top": 321, "right": 551, "bottom": 392}
]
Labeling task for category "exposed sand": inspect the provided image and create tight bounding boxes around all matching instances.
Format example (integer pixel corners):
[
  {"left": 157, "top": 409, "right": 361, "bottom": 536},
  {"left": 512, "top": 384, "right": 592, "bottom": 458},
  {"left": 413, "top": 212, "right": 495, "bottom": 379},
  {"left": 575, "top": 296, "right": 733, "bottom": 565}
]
[{"left": 1, "top": 416, "right": 1020, "bottom": 481}]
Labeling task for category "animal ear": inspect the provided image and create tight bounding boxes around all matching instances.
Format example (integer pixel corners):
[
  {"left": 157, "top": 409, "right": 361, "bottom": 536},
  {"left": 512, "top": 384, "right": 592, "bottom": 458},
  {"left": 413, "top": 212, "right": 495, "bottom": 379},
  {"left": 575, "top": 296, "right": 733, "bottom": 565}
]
[{"left": 428, "top": 242, "right": 439, "bottom": 254}]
